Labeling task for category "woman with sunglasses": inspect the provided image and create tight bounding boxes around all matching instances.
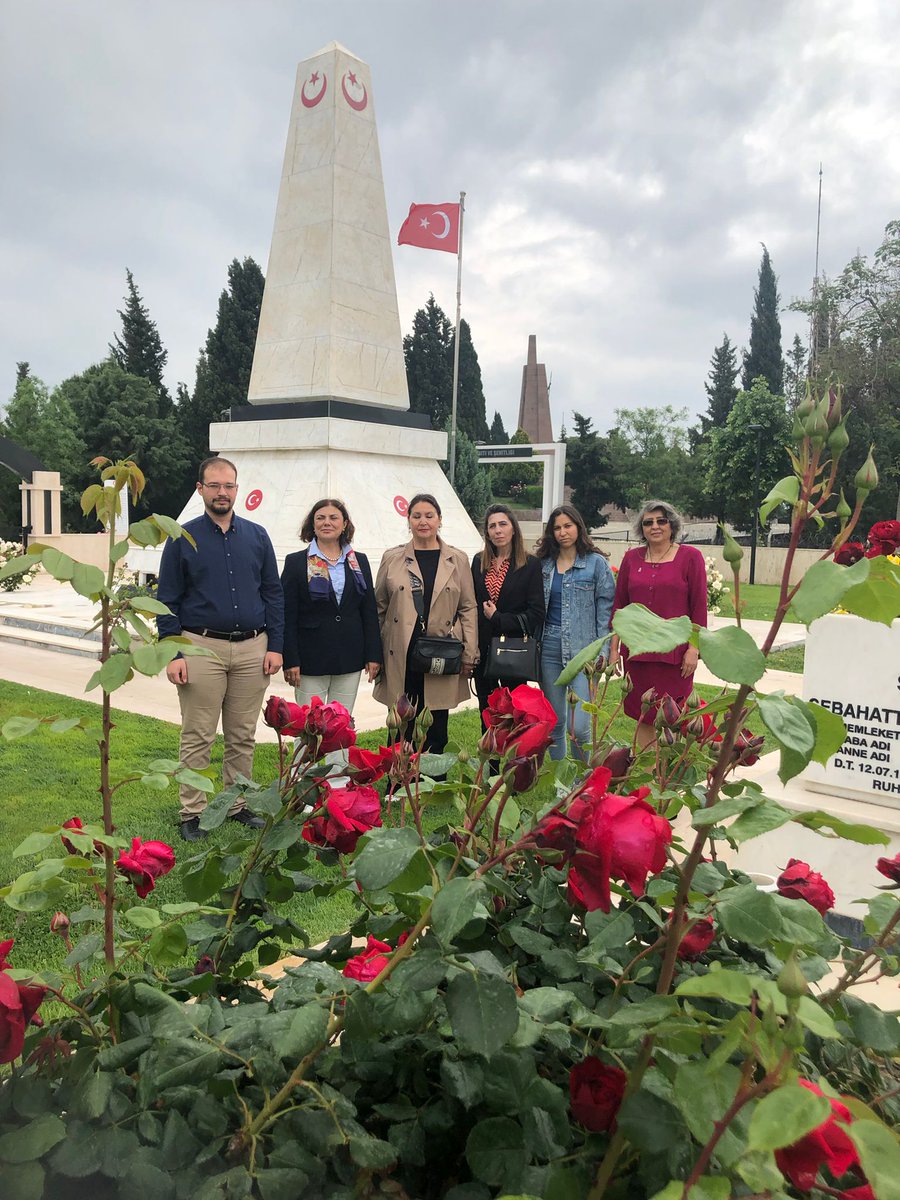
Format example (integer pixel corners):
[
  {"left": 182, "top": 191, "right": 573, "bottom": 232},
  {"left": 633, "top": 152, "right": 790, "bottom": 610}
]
[
  {"left": 536, "top": 503, "right": 616, "bottom": 760},
  {"left": 608, "top": 499, "right": 707, "bottom": 748}
]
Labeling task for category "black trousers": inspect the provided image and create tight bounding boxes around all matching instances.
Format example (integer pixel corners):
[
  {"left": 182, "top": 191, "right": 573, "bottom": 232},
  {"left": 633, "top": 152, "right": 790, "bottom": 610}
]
[{"left": 399, "top": 669, "right": 450, "bottom": 754}]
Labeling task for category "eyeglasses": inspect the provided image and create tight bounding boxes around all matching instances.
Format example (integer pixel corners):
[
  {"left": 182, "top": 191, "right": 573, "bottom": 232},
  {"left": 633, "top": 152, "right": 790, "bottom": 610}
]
[
  {"left": 642, "top": 516, "right": 669, "bottom": 527},
  {"left": 201, "top": 483, "right": 238, "bottom": 492}
]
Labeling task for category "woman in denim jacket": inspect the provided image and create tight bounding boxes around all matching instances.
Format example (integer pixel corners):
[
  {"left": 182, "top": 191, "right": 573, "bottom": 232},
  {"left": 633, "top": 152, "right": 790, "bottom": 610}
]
[{"left": 536, "top": 504, "right": 616, "bottom": 760}]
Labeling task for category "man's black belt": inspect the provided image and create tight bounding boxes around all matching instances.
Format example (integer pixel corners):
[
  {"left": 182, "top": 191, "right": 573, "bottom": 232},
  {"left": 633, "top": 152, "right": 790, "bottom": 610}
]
[{"left": 183, "top": 627, "right": 266, "bottom": 642}]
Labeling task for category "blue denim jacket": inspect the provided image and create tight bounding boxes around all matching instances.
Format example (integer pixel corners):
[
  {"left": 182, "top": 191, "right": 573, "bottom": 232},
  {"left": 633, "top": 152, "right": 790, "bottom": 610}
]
[{"left": 541, "top": 553, "right": 616, "bottom": 661}]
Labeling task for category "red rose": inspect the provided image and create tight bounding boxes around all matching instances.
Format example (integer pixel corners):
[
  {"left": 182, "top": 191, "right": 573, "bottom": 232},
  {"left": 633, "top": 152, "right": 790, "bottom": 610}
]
[
  {"left": 482, "top": 684, "right": 556, "bottom": 761},
  {"left": 673, "top": 914, "right": 716, "bottom": 960},
  {"left": 839, "top": 1187, "right": 875, "bottom": 1200},
  {"left": 569, "top": 1058, "right": 627, "bottom": 1132},
  {"left": 776, "top": 858, "right": 835, "bottom": 916},
  {"left": 347, "top": 746, "right": 388, "bottom": 785},
  {"left": 834, "top": 542, "right": 865, "bottom": 566},
  {"left": 570, "top": 787, "right": 672, "bottom": 913},
  {"left": 342, "top": 935, "right": 393, "bottom": 982},
  {"left": 0, "top": 941, "right": 47, "bottom": 1064},
  {"left": 680, "top": 700, "right": 722, "bottom": 745},
  {"left": 263, "top": 695, "right": 307, "bottom": 736},
  {"left": 775, "top": 1079, "right": 858, "bottom": 1191},
  {"left": 876, "top": 852, "right": 900, "bottom": 885},
  {"left": 534, "top": 812, "right": 580, "bottom": 857},
  {"left": 303, "top": 696, "right": 356, "bottom": 754},
  {"left": 868, "top": 520, "right": 900, "bottom": 550},
  {"left": 302, "top": 783, "right": 382, "bottom": 854},
  {"left": 597, "top": 745, "right": 633, "bottom": 781},
  {"left": 116, "top": 838, "right": 176, "bottom": 899}
]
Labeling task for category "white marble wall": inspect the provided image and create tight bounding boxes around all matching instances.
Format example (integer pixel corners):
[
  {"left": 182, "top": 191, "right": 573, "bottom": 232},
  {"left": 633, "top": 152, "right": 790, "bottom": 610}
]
[{"left": 248, "top": 42, "right": 410, "bottom": 410}]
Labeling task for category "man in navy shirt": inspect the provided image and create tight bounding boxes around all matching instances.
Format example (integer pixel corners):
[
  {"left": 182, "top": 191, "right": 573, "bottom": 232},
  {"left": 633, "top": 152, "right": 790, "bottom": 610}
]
[{"left": 157, "top": 457, "right": 285, "bottom": 841}]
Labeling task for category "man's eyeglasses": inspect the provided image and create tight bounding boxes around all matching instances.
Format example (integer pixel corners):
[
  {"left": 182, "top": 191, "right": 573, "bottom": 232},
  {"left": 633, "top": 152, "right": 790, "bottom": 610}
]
[
  {"left": 641, "top": 516, "right": 669, "bottom": 527},
  {"left": 201, "top": 483, "right": 238, "bottom": 492}
]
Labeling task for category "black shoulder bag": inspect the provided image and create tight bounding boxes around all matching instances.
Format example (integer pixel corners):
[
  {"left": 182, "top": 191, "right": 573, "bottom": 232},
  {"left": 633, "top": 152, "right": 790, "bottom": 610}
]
[
  {"left": 408, "top": 571, "right": 464, "bottom": 676},
  {"left": 485, "top": 613, "right": 541, "bottom": 683}
]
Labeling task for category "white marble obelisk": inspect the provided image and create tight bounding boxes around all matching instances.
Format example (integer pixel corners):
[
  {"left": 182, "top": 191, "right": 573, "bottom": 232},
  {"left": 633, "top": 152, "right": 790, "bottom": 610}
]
[{"left": 140, "top": 43, "right": 479, "bottom": 575}]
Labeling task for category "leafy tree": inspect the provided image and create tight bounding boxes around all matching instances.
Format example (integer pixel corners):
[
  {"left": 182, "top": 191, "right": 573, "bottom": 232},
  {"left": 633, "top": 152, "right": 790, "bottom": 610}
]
[
  {"left": 565, "top": 411, "right": 617, "bottom": 530},
  {"left": 449, "top": 318, "right": 489, "bottom": 442},
  {"left": 701, "top": 335, "right": 739, "bottom": 432},
  {"left": 441, "top": 424, "right": 491, "bottom": 523},
  {"left": 793, "top": 220, "right": 900, "bottom": 522},
  {"left": 783, "top": 334, "right": 808, "bottom": 410},
  {"left": 702, "top": 378, "right": 790, "bottom": 530},
  {"left": 404, "top": 295, "right": 453, "bottom": 429},
  {"left": 489, "top": 411, "right": 508, "bottom": 445},
  {"left": 182, "top": 257, "right": 265, "bottom": 463},
  {"left": 56, "top": 361, "right": 191, "bottom": 523},
  {"left": 607, "top": 405, "right": 694, "bottom": 513},
  {"left": 491, "top": 428, "right": 542, "bottom": 498},
  {"left": 742, "top": 245, "right": 784, "bottom": 394},
  {"left": 109, "top": 269, "right": 171, "bottom": 411},
  {"left": 0, "top": 371, "right": 86, "bottom": 528}
]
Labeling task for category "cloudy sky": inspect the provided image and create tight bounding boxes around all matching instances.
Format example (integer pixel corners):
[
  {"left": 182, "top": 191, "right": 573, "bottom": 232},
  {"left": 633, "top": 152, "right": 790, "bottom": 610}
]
[{"left": 3, "top": 0, "right": 898, "bottom": 436}]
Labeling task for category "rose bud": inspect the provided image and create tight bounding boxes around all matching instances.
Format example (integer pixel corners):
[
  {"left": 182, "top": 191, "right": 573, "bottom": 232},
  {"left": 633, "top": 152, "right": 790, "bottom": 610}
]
[
  {"left": 876, "top": 852, "right": 900, "bottom": 886},
  {"left": 795, "top": 389, "right": 815, "bottom": 421},
  {"left": 193, "top": 955, "right": 216, "bottom": 976},
  {"left": 825, "top": 385, "right": 842, "bottom": 429},
  {"left": 505, "top": 755, "right": 539, "bottom": 794},
  {"left": 598, "top": 745, "right": 633, "bottom": 782},
  {"left": 640, "top": 688, "right": 658, "bottom": 713},
  {"left": 834, "top": 541, "right": 865, "bottom": 566},
  {"left": 776, "top": 858, "right": 835, "bottom": 916},
  {"left": 673, "top": 914, "right": 715, "bottom": 960},
  {"left": 827, "top": 418, "right": 849, "bottom": 457},
  {"left": 776, "top": 950, "right": 809, "bottom": 999},
  {"left": 659, "top": 726, "right": 678, "bottom": 747},
  {"left": 395, "top": 693, "right": 417, "bottom": 723},
  {"left": 660, "top": 695, "right": 682, "bottom": 727},
  {"left": 50, "top": 912, "right": 70, "bottom": 937},
  {"left": 854, "top": 446, "right": 878, "bottom": 496},
  {"left": 683, "top": 715, "right": 705, "bottom": 739},
  {"left": 684, "top": 692, "right": 703, "bottom": 711}
]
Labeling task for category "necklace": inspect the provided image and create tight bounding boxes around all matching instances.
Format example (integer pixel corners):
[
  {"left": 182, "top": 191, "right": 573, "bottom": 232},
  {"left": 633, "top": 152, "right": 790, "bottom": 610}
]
[
  {"left": 646, "top": 545, "right": 673, "bottom": 566},
  {"left": 319, "top": 548, "right": 342, "bottom": 565}
]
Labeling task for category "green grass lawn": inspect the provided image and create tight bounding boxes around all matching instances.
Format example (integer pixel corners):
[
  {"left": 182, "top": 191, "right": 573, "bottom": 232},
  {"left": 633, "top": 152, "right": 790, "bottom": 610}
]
[
  {"left": 0, "top": 676, "right": 762, "bottom": 971},
  {"left": 720, "top": 583, "right": 782, "bottom": 622},
  {"left": 765, "top": 644, "right": 805, "bottom": 673}
]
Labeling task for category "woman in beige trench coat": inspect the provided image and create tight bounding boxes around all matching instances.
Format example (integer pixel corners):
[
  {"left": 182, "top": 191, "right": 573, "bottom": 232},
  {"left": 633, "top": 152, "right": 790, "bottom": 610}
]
[{"left": 374, "top": 493, "right": 478, "bottom": 753}]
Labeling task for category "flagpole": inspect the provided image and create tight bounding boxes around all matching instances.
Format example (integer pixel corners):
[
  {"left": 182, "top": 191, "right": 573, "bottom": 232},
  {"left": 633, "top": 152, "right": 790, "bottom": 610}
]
[{"left": 449, "top": 190, "right": 466, "bottom": 486}]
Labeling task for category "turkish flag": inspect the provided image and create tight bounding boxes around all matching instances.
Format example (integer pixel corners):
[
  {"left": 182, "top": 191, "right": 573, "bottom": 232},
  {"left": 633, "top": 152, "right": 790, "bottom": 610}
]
[{"left": 397, "top": 202, "right": 461, "bottom": 254}]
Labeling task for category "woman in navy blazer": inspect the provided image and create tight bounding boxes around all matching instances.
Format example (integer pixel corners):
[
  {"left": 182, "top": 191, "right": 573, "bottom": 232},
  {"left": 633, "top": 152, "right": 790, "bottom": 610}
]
[
  {"left": 471, "top": 504, "right": 545, "bottom": 726},
  {"left": 281, "top": 499, "right": 382, "bottom": 719}
]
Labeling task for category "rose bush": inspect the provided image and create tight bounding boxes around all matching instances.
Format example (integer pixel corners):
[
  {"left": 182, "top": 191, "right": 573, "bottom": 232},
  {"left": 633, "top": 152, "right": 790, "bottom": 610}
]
[{"left": 0, "top": 427, "right": 898, "bottom": 1199}]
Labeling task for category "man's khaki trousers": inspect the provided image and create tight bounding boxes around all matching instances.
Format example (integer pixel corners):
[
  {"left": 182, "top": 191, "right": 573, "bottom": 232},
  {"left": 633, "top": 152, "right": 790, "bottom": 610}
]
[{"left": 175, "top": 632, "right": 271, "bottom": 818}]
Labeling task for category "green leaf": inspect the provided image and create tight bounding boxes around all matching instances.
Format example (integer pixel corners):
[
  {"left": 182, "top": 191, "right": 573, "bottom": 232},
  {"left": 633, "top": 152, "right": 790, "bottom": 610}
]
[
  {"left": 110, "top": 538, "right": 131, "bottom": 562},
  {"left": 13, "top": 830, "right": 58, "bottom": 857},
  {"left": 612, "top": 604, "right": 692, "bottom": 655},
  {"left": 727, "top": 796, "right": 794, "bottom": 843},
  {"left": 128, "top": 595, "right": 171, "bottom": 614},
  {"left": 843, "top": 994, "right": 900, "bottom": 1054},
  {"left": 849, "top": 1120, "right": 900, "bottom": 1200},
  {"left": 0, "top": 1113, "right": 67, "bottom": 1162},
  {"left": 791, "top": 808, "right": 888, "bottom": 846},
  {"left": 2, "top": 716, "right": 41, "bottom": 741},
  {"left": 420, "top": 751, "right": 459, "bottom": 776},
  {"left": 790, "top": 557, "right": 870, "bottom": 625},
  {"left": 841, "top": 555, "right": 900, "bottom": 625},
  {"left": 98, "top": 653, "right": 133, "bottom": 693},
  {"left": 148, "top": 923, "right": 188, "bottom": 966},
  {"left": 0, "top": 553, "right": 40, "bottom": 582},
  {"left": 73, "top": 1069, "right": 114, "bottom": 1119},
  {"left": 352, "top": 826, "right": 422, "bottom": 891},
  {"left": 70, "top": 561, "right": 105, "bottom": 598},
  {"left": 676, "top": 969, "right": 753, "bottom": 1005},
  {"left": 127, "top": 519, "right": 165, "bottom": 548},
  {"left": 153, "top": 513, "right": 186, "bottom": 540},
  {"left": 348, "top": 1137, "right": 397, "bottom": 1169},
  {"left": 285, "top": 1003, "right": 329, "bottom": 1060},
  {"left": 718, "top": 885, "right": 781, "bottom": 944},
  {"left": 432, "top": 876, "right": 487, "bottom": 947},
  {"left": 122, "top": 906, "right": 162, "bottom": 930},
  {"left": 0, "top": 1162, "right": 44, "bottom": 1200},
  {"left": 692, "top": 792, "right": 761, "bottom": 828},
  {"left": 748, "top": 1083, "right": 830, "bottom": 1151},
  {"left": 758, "top": 694, "right": 815, "bottom": 755},
  {"left": 617, "top": 1091, "right": 686, "bottom": 1152},
  {"left": 674, "top": 1061, "right": 742, "bottom": 1150},
  {"left": 40, "top": 546, "right": 75, "bottom": 580},
  {"left": 698, "top": 625, "right": 767, "bottom": 685},
  {"left": 49, "top": 716, "right": 83, "bottom": 734},
  {"left": 446, "top": 972, "right": 519, "bottom": 1058},
  {"left": 465, "top": 1117, "right": 525, "bottom": 1188},
  {"left": 555, "top": 636, "right": 608, "bottom": 686},
  {"left": 795, "top": 996, "right": 839, "bottom": 1038},
  {"left": 759, "top": 474, "right": 800, "bottom": 524},
  {"left": 131, "top": 641, "right": 181, "bottom": 676},
  {"left": 806, "top": 701, "right": 847, "bottom": 765}
]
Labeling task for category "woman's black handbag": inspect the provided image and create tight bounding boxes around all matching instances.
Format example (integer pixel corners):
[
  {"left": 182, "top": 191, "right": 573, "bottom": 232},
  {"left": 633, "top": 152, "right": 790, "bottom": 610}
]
[
  {"left": 409, "top": 576, "right": 464, "bottom": 676},
  {"left": 485, "top": 614, "right": 541, "bottom": 683}
]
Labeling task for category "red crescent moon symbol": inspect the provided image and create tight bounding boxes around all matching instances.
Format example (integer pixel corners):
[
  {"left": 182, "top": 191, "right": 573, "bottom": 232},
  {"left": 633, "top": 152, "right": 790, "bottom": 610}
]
[
  {"left": 245, "top": 489, "right": 263, "bottom": 511},
  {"left": 341, "top": 71, "right": 368, "bottom": 112},
  {"left": 300, "top": 72, "right": 327, "bottom": 108},
  {"left": 393, "top": 495, "right": 408, "bottom": 517}
]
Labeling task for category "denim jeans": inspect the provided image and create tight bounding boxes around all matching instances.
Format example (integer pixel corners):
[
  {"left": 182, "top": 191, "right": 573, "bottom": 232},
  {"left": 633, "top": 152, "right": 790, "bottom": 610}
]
[{"left": 540, "top": 625, "right": 591, "bottom": 761}]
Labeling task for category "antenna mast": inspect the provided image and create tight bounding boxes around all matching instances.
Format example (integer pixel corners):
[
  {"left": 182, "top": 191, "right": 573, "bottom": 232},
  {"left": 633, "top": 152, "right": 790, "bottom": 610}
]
[{"left": 810, "top": 162, "right": 823, "bottom": 375}]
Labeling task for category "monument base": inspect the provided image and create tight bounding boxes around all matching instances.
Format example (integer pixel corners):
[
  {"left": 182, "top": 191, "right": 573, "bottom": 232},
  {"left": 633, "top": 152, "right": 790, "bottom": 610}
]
[{"left": 128, "top": 409, "right": 481, "bottom": 576}]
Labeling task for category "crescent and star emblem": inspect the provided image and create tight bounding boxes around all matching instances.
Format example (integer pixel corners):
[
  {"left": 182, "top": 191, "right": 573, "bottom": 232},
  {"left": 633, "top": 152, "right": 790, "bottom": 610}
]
[
  {"left": 300, "top": 70, "right": 327, "bottom": 108},
  {"left": 419, "top": 211, "right": 451, "bottom": 239},
  {"left": 341, "top": 70, "right": 368, "bottom": 111}
]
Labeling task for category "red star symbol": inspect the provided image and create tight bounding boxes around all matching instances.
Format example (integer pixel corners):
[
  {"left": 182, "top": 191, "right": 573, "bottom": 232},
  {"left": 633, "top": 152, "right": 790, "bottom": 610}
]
[
  {"left": 310, "top": 71, "right": 319, "bottom": 84},
  {"left": 347, "top": 71, "right": 358, "bottom": 86}
]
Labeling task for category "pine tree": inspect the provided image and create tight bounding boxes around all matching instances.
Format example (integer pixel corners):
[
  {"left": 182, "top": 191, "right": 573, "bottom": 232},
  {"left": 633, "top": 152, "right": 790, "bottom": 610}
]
[
  {"left": 742, "top": 246, "right": 784, "bottom": 394},
  {"left": 441, "top": 425, "right": 491, "bottom": 523},
  {"left": 783, "top": 334, "right": 808, "bottom": 410},
  {"left": 489, "top": 411, "right": 508, "bottom": 445},
  {"left": 182, "top": 257, "right": 265, "bottom": 461},
  {"left": 448, "top": 319, "right": 488, "bottom": 442},
  {"left": 702, "top": 335, "right": 739, "bottom": 432},
  {"left": 109, "top": 269, "right": 171, "bottom": 410},
  {"left": 403, "top": 295, "right": 453, "bottom": 428},
  {"left": 15, "top": 362, "right": 30, "bottom": 383}
]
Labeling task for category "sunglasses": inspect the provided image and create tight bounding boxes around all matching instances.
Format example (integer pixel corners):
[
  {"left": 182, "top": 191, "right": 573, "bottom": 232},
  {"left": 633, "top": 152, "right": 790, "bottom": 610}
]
[{"left": 642, "top": 516, "right": 670, "bottom": 527}]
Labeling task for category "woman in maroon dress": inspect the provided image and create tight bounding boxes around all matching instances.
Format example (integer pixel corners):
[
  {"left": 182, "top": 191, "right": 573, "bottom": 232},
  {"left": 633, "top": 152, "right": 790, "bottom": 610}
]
[{"left": 609, "top": 500, "right": 707, "bottom": 747}]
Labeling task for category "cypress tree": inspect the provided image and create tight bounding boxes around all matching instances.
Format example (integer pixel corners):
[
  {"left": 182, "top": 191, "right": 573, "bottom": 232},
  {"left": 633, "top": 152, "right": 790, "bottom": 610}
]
[
  {"left": 702, "top": 335, "right": 739, "bottom": 432},
  {"left": 109, "top": 269, "right": 171, "bottom": 410},
  {"left": 489, "top": 411, "right": 508, "bottom": 444},
  {"left": 447, "top": 318, "right": 489, "bottom": 442},
  {"left": 403, "top": 295, "right": 453, "bottom": 428},
  {"left": 742, "top": 246, "right": 784, "bottom": 394}
]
